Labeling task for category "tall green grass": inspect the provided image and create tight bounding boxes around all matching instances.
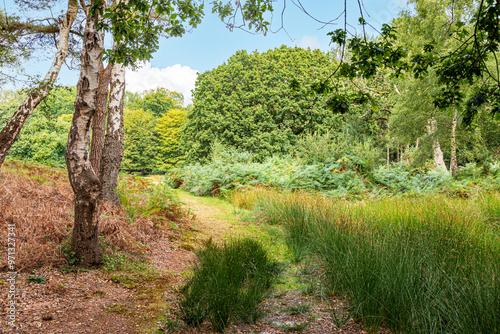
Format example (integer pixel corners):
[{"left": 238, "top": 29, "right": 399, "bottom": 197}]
[
  {"left": 245, "top": 190, "right": 500, "bottom": 333},
  {"left": 178, "top": 238, "right": 281, "bottom": 332}
]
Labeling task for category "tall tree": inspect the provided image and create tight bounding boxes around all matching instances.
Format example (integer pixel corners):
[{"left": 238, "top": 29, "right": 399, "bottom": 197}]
[
  {"left": 65, "top": 0, "right": 105, "bottom": 264},
  {"left": 155, "top": 108, "right": 187, "bottom": 172},
  {"left": 181, "top": 46, "right": 340, "bottom": 162},
  {"left": 121, "top": 108, "right": 158, "bottom": 173},
  {"left": 128, "top": 87, "right": 184, "bottom": 117},
  {"left": 100, "top": 60, "right": 126, "bottom": 204}
]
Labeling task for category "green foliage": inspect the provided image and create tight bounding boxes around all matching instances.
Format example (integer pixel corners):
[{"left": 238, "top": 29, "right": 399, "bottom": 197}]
[
  {"left": 181, "top": 46, "right": 341, "bottom": 162},
  {"left": 255, "top": 191, "right": 500, "bottom": 334},
  {"left": 372, "top": 164, "right": 452, "bottom": 194},
  {"left": 128, "top": 88, "right": 184, "bottom": 117},
  {"left": 122, "top": 108, "right": 158, "bottom": 173},
  {"left": 0, "top": 96, "right": 71, "bottom": 167},
  {"left": 171, "top": 145, "right": 500, "bottom": 199},
  {"left": 117, "top": 176, "right": 185, "bottom": 223},
  {"left": 212, "top": 0, "right": 274, "bottom": 35},
  {"left": 8, "top": 116, "right": 70, "bottom": 167},
  {"left": 155, "top": 108, "right": 187, "bottom": 172},
  {"left": 294, "top": 131, "right": 384, "bottom": 171},
  {"left": 27, "top": 275, "right": 47, "bottom": 284},
  {"left": 122, "top": 89, "right": 188, "bottom": 174},
  {"left": 178, "top": 238, "right": 281, "bottom": 332},
  {"left": 38, "top": 86, "right": 76, "bottom": 120},
  {"left": 60, "top": 235, "right": 78, "bottom": 266}
]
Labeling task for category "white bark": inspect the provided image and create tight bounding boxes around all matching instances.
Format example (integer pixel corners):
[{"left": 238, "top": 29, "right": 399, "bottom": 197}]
[
  {"left": 65, "top": 3, "right": 105, "bottom": 265},
  {"left": 427, "top": 118, "right": 447, "bottom": 170},
  {"left": 100, "top": 61, "right": 125, "bottom": 204}
]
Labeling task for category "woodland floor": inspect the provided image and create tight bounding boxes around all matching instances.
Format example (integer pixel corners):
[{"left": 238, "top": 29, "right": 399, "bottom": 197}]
[{"left": 0, "top": 162, "right": 389, "bottom": 334}]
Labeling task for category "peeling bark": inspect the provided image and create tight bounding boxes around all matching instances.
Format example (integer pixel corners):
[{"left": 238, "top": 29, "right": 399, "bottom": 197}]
[
  {"left": 90, "top": 63, "right": 112, "bottom": 174},
  {"left": 0, "top": 0, "right": 78, "bottom": 168},
  {"left": 65, "top": 7, "right": 104, "bottom": 266},
  {"left": 100, "top": 62, "right": 125, "bottom": 205}
]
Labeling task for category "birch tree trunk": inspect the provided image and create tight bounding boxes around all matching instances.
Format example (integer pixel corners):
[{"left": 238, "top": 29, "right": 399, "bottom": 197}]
[
  {"left": 65, "top": 7, "right": 104, "bottom": 265},
  {"left": 100, "top": 62, "right": 125, "bottom": 205},
  {"left": 450, "top": 110, "right": 458, "bottom": 175},
  {"left": 0, "top": 0, "right": 78, "bottom": 168},
  {"left": 427, "top": 118, "right": 447, "bottom": 170},
  {"left": 90, "top": 63, "right": 112, "bottom": 174}
]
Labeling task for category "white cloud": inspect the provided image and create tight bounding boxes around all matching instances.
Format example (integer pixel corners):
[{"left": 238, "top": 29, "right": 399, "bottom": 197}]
[
  {"left": 298, "top": 35, "right": 321, "bottom": 50},
  {"left": 126, "top": 62, "right": 199, "bottom": 106}
]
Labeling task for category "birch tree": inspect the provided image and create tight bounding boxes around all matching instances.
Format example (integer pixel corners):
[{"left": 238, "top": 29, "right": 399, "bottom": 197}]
[{"left": 66, "top": 0, "right": 275, "bottom": 265}]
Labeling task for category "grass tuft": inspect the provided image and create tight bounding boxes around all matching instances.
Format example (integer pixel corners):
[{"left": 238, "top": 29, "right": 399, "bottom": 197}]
[{"left": 178, "top": 237, "right": 282, "bottom": 332}]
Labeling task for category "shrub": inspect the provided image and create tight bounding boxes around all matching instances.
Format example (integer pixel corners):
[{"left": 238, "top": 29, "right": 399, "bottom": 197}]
[
  {"left": 178, "top": 238, "right": 281, "bottom": 332},
  {"left": 372, "top": 164, "right": 452, "bottom": 194}
]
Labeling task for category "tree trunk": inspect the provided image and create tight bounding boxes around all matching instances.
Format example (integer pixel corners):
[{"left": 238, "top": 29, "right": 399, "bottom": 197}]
[
  {"left": 450, "top": 110, "right": 458, "bottom": 175},
  {"left": 0, "top": 0, "right": 78, "bottom": 168},
  {"left": 90, "top": 63, "right": 112, "bottom": 174},
  {"left": 65, "top": 7, "right": 104, "bottom": 266},
  {"left": 427, "top": 118, "right": 447, "bottom": 170},
  {"left": 100, "top": 62, "right": 126, "bottom": 205}
]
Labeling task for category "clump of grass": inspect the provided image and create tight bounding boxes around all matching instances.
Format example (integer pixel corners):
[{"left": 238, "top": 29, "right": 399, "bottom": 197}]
[
  {"left": 478, "top": 193, "right": 500, "bottom": 231},
  {"left": 117, "top": 177, "right": 186, "bottom": 223},
  {"left": 229, "top": 187, "right": 268, "bottom": 210},
  {"left": 254, "top": 190, "right": 500, "bottom": 334},
  {"left": 178, "top": 238, "right": 282, "bottom": 332}
]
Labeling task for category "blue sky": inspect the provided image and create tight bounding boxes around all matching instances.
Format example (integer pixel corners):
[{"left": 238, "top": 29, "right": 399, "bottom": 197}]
[{"left": 5, "top": 0, "right": 407, "bottom": 105}]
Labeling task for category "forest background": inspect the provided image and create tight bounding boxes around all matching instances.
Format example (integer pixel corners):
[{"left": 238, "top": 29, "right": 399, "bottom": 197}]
[{"left": 1, "top": 0, "right": 500, "bottom": 198}]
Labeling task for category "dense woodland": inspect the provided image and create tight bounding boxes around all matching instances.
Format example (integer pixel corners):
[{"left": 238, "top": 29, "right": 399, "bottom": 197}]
[
  {"left": 1, "top": 0, "right": 500, "bottom": 333},
  {"left": 1, "top": 41, "right": 500, "bottom": 196}
]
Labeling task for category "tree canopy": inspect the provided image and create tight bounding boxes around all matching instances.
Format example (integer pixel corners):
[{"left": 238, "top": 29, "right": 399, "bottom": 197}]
[
  {"left": 127, "top": 87, "right": 184, "bottom": 117},
  {"left": 181, "top": 45, "right": 343, "bottom": 162}
]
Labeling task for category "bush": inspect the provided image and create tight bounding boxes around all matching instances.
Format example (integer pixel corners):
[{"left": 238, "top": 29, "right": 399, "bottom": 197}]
[
  {"left": 170, "top": 153, "right": 369, "bottom": 198},
  {"left": 178, "top": 238, "right": 281, "bottom": 332},
  {"left": 180, "top": 46, "right": 340, "bottom": 162}
]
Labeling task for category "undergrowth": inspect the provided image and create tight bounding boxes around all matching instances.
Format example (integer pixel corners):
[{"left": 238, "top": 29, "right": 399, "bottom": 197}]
[
  {"left": 169, "top": 154, "right": 500, "bottom": 199},
  {"left": 236, "top": 188, "right": 500, "bottom": 333},
  {"left": 0, "top": 161, "right": 189, "bottom": 271}
]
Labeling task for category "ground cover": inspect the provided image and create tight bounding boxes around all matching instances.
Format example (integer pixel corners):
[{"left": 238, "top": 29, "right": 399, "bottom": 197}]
[
  {"left": 169, "top": 155, "right": 500, "bottom": 199},
  {"left": 1, "top": 161, "right": 383, "bottom": 333},
  {"left": 233, "top": 188, "right": 500, "bottom": 333}
]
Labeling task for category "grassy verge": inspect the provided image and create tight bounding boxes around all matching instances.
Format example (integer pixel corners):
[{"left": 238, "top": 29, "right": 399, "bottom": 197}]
[{"left": 234, "top": 188, "right": 500, "bottom": 333}]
